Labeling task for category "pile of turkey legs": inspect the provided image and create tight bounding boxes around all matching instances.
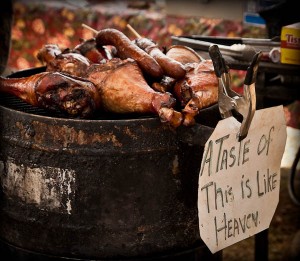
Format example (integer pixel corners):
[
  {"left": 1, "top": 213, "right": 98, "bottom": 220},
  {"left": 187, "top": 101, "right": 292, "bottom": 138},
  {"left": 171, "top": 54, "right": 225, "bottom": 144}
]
[{"left": 0, "top": 28, "right": 219, "bottom": 128}]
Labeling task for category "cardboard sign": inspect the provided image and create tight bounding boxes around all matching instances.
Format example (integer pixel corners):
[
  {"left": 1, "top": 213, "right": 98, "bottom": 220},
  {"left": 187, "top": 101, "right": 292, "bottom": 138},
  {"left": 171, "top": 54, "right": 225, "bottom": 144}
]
[{"left": 198, "top": 106, "right": 287, "bottom": 253}]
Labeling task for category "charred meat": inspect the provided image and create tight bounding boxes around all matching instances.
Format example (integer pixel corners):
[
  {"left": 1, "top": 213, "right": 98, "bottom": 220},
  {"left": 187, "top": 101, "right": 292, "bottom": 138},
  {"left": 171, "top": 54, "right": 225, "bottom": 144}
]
[{"left": 0, "top": 72, "right": 101, "bottom": 118}]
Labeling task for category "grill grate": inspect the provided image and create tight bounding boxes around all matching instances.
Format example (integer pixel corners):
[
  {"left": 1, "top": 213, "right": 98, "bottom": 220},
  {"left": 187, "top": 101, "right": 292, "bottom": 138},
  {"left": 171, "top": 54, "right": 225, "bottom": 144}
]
[
  {"left": 0, "top": 93, "right": 54, "bottom": 116},
  {"left": 0, "top": 93, "right": 156, "bottom": 120}
]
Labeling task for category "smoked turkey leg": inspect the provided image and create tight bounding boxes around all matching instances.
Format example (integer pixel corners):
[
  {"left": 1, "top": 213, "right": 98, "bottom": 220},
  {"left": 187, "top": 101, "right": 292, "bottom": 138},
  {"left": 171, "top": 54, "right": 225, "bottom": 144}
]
[{"left": 0, "top": 72, "right": 101, "bottom": 118}]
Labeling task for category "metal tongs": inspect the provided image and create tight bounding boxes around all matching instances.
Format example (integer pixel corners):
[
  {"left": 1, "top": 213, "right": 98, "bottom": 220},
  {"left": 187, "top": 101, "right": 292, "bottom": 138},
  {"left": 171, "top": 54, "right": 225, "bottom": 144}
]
[{"left": 209, "top": 44, "right": 262, "bottom": 141}]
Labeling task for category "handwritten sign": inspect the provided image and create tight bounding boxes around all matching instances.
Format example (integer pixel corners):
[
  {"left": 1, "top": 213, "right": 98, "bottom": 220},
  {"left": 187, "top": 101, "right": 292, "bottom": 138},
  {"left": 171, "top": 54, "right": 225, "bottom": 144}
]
[{"left": 198, "top": 106, "right": 287, "bottom": 253}]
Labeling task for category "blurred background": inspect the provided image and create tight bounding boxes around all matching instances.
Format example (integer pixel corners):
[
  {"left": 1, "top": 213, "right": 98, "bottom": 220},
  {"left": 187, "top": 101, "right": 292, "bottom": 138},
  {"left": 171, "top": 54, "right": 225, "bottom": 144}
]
[{"left": 4, "top": 0, "right": 271, "bottom": 73}]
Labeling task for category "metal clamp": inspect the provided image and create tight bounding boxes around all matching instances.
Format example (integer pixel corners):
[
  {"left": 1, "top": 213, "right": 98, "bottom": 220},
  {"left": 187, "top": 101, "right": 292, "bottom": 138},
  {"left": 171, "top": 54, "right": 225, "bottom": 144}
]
[{"left": 209, "top": 44, "right": 262, "bottom": 141}]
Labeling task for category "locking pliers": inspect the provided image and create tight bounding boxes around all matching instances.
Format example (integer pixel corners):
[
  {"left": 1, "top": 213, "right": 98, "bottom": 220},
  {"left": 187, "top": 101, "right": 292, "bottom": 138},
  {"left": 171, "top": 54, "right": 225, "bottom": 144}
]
[{"left": 209, "top": 44, "right": 262, "bottom": 141}]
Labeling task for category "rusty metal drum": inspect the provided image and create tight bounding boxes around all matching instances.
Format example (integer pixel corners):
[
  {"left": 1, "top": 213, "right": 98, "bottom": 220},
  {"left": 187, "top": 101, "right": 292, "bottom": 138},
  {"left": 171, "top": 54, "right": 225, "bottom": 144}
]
[{"left": 0, "top": 69, "right": 221, "bottom": 261}]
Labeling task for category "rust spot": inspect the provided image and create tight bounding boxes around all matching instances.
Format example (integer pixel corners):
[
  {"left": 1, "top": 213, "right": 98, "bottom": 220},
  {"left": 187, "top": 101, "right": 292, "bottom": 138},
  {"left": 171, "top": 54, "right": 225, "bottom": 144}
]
[
  {"left": 123, "top": 126, "right": 137, "bottom": 140},
  {"left": 15, "top": 121, "right": 122, "bottom": 147},
  {"left": 172, "top": 154, "right": 180, "bottom": 176},
  {"left": 140, "top": 125, "right": 147, "bottom": 132},
  {"left": 137, "top": 225, "right": 154, "bottom": 233},
  {"left": 15, "top": 121, "right": 30, "bottom": 140}
]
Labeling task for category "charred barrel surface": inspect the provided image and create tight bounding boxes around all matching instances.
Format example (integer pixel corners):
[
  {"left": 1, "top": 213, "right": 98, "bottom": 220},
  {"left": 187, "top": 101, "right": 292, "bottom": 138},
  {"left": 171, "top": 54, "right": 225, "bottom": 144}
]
[{"left": 0, "top": 98, "right": 210, "bottom": 260}]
